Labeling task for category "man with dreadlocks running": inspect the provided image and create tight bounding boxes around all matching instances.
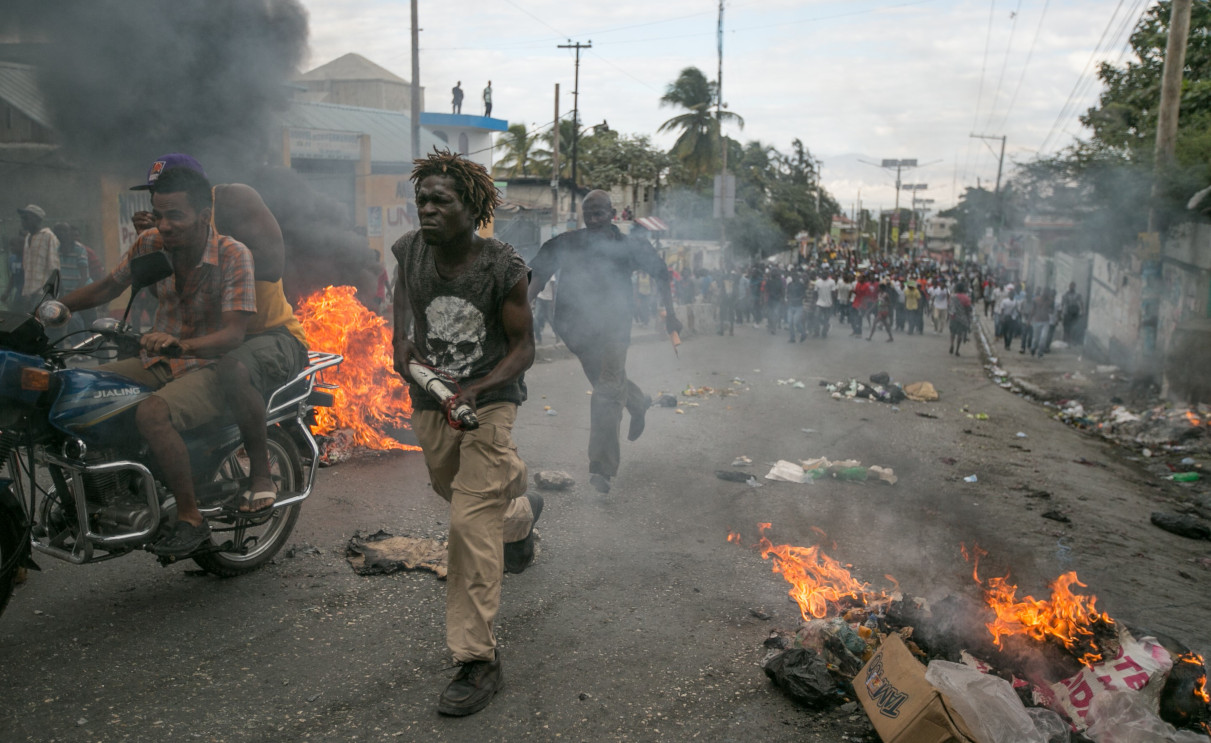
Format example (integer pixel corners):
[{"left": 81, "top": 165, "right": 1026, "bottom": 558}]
[{"left": 391, "top": 150, "right": 541, "bottom": 716}]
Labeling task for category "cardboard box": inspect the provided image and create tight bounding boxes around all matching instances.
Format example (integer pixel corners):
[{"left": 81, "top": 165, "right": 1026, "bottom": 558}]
[{"left": 854, "top": 635, "right": 979, "bottom": 743}]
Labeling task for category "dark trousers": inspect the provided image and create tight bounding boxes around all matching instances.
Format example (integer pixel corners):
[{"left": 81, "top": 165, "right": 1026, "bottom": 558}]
[{"left": 566, "top": 337, "right": 645, "bottom": 478}]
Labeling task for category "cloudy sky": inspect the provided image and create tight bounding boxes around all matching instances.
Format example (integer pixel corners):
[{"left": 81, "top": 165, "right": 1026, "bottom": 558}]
[{"left": 304, "top": 0, "right": 1154, "bottom": 213}]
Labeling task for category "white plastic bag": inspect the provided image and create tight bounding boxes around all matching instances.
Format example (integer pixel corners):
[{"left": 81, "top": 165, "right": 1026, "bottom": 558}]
[
  {"left": 1085, "top": 690, "right": 1206, "bottom": 743},
  {"left": 925, "top": 660, "right": 1045, "bottom": 743}
]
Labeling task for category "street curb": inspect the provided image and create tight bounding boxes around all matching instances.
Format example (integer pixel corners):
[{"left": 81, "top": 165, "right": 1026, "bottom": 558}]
[{"left": 973, "top": 317, "right": 1051, "bottom": 400}]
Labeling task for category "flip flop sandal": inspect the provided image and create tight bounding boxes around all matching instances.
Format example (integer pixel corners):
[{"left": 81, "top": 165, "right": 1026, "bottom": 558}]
[{"left": 237, "top": 490, "right": 277, "bottom": 515}]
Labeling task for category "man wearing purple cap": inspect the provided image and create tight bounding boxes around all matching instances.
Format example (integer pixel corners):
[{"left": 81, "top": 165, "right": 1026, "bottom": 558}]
[
  {"left": 63, "top": 167, "right": 257, "bottom": 555},
  {"left": 17, "top": 204, "right": 59, "bottom": 310},
  {"left": 128, "top": 154, "right": 310, "bottom": 516}
]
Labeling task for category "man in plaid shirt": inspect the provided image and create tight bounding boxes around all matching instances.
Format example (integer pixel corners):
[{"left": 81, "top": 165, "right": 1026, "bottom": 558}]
[
  {"left": 18, "top": 204, "right": 59, "bottom": 309},
  {"left": 63, "top": 168, "right": 256, "bottom": 556}
]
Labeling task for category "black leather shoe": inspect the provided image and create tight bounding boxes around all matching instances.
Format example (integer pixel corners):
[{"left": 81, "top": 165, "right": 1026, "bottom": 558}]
[
  {"left": 627, "top": 395, "right": 652, "bottom": 442},
  {"left": 504, "top": 494, "right": 543, "bottom": 574},
  {"left": 589, "top": 473, "right": 611, "bottom": 494},
  {"left": 438, "top": 652, "right": 502, "bottom": 716}
]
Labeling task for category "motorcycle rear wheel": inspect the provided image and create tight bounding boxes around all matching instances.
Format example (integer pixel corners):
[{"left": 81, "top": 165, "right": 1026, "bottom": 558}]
[{"left": 192, "top": 428, "right": 303, "bottom": 577}]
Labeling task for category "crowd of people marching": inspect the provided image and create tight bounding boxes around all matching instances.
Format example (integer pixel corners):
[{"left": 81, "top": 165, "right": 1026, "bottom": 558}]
[{"left": 611, "top": 245, "right": 1086, "bottom": 360}]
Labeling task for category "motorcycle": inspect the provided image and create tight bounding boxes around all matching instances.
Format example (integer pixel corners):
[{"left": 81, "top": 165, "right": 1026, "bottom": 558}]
[{"left": 0, "top": 254, "right": 343, "bottom": 619}]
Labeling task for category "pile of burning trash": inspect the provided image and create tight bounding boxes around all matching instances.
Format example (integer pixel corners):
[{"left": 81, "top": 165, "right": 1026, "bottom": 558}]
[
  {"left": 732, "top": 525, "right": 1210, "bottom": 742},
  {"left": 296, "top": 286, "right": 420, "bottom": 462},
  {"left": 1052, "top": 400, "right": 1210, "bottom": 455}
]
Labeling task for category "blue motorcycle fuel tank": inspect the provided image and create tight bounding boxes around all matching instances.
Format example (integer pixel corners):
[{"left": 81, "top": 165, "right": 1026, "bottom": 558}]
[{"left": 49, "top": 367, "right": 154, "bottom": 445}]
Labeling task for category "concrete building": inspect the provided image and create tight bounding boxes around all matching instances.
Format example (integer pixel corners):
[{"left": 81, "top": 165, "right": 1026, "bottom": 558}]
[{"left": 294, "top": 53, "right": 424, "bottom": 114}]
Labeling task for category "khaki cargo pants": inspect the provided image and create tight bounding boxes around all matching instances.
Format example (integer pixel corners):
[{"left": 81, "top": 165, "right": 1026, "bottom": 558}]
[{"left": 411, "top": 401, "right": 533, "bottom": 663}]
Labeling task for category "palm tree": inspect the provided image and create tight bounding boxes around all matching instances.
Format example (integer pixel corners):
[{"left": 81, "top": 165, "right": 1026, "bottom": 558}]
[
  {"left": 494, "top": 123, "right": 538, "bottom": 178},
  {"left": 658, "top": 67, "right": 744, "bottom": 183}
]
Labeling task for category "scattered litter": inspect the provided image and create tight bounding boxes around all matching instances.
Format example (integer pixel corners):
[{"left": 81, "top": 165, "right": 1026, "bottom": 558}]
[
  {"left": 973, "top": 413, "right": 989, "bottom": 421},
  {"left": 822, "top": 377, "right": 907, "bottom": 405},
  {"left": 345, "top": 531, "right": 447, "bottom": 578},
  {"left": 963, "top": 475, "right": 979, "bottom": 483},
  {"left": 1143, "top": 448, "right": 1154, "bottom": 458},
  {"left": 1016, "top": 432, "right": 1028, "bottom": 438},
  {"left": 765, "top": 460, "right": 808, "bottom": 483},
  {"left": 534, "top": 471, "right": 575, "bottom": 491},
  {"left": 1074, "top": 457, "right": 1107, "bottom": 468},
  {"left": 1041, "top": 510, "right": 1071, "bottom": 524},
  {"left": 869, "top": 371, "right": 891, "bottom": 385},
  {"left": 1171, "top": 472, "right": 1200, "bottom": 483},
  {"left": 916, "top": 411, "right": 940, "bottom": 419},
  {"left": 1150, "top": 512, "right": 1211, "bottom": 540},
  {"left": 792, "top": 382, "right": 806, "bottom": 389},
  {"left": 716, "top": 470, "right": 754, "bottom": 483},
  {"left": 1096, "top": 364, "right": 1120, "bottom": 375},
  {"left": 868, "top": 465, "right": 898, "bottom": 485},
  {"left": 1180, "top": 457, "right": 1196, "bottom": 465},
  {"left": 545, "top": 409, "right": 558, "bottom": 416},
  {"left": 285, "top": 543, "right": 322, "bottom": 558},
  {"left": 731, "top": 455, "right": 752, "bottom": 467},
  {"left": 655, "top": 394, "right": 678, "bottom": 407},
  {"left": 800, "top": 428, "right": 817, "bottom": 435},
  {"left": 675, "top": 409, "right": 685, "bottom": 414},
  {"left": 764, "top": 648, "right": 845, "bottom": 709},
  {"left": 903, "top": 381, "right": 939, "bottom": 402}
]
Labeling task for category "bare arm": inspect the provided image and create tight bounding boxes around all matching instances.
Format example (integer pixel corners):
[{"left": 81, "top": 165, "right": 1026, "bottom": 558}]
[
  {"left": 62, "top": 273, "right": 126, "bottom": 313},
  {"left": 450, "top": 278, "right": 534, "bottom": 410},
  {"left": 143, "top": 311, "right": 250, "bottom": 359},
  {"left": 214, "top": 184, "right": 285, "bottom": 282},
  {"left": 391, "top": 265, "right": 418, "bottom": 380},
  {"left": 527, "top": 241, "right": 558, "bottom": 303}
]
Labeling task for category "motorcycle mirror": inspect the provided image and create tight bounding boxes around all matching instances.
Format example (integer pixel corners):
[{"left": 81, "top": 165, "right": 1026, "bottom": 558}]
[
  {"left": 39, "top": 269, "right": 61, "bottom": 299},
  {"left": 130, "top": 252, "right": 173, "bottom": 292},
  {"left": 122, "top": 252, "right": 173, "bottom": 326}
]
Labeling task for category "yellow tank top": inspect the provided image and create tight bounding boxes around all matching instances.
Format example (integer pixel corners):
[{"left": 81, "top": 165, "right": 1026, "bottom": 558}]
[{"left": 250, "top": 279, "right": 308, "bottom": 347}]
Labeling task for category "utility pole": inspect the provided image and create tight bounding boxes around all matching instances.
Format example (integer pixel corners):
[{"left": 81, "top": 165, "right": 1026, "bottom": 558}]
[
  {"left": 970, "top": 133, "right": 1006, "bottom": 233},
  {"left": 716, "top": 0, "right": 728, "bottom": 262},
  {"left": 558, "top": 40, "right": 591, "bottom": 224},
  {"left": 409, "top": 0, "right": 421, "bottom": 161},
  {"left": 1148, "top": 0, "right": 1193, "bottom": 234},
  {"left": 551, "top": 83, "right": 560, "bottom": 232},
  {"left": 864, "top": 159, "right": 919, "bottom": 253}
]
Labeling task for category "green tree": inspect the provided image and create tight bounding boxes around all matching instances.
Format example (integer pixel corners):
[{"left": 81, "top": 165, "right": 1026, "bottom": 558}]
[
  {"left": 494, "top": 123, "right": 540, "bottom": 178},
  {"left": 658, "top": 67, "right": 744, "bottom": 184}
]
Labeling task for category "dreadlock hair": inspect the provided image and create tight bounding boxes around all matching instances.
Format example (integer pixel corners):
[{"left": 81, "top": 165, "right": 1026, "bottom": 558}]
[{"left": 410, "top": 148, "right": 500, "bottom": 230}]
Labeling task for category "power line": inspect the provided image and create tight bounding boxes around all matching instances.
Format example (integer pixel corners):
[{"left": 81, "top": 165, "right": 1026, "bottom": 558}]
[
  {"left": 982, "top": 0, "right": 1023, "bottom": 131},
  {"left": 993, "top": 0, "right": 1051, "bottom": 132},
  {"left": 1050, "top": 0, "right": 1148, "bottom": 147},
  {"left": 960, "top": 1, "right": 998, "bottom": 193},
  {"left": 1036, "top": 0, "right": 1132, "bottom": 153}
]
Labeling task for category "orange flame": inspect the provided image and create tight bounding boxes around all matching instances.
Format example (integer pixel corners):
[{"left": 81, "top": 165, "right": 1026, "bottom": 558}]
[
  {"left": 1185, "top": 411, "right": 1203, "bottom": 427},
  {"left": 295, "top": 286, "right": 420, "bottom": 452},
  {"left": 981, "top": 571, "right": 1113, "bottom": 665},
  {"left": 1180, "top": 653, "right": 1210, "bottom": 704},
  {"left": 749, "top": 524, "right": 892, "bottom": 621}
]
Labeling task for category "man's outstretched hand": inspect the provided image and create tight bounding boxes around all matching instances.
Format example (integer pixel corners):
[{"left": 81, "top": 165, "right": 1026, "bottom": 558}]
[{"left": 665, "top": 314, "right": 683, "bottom": 336}]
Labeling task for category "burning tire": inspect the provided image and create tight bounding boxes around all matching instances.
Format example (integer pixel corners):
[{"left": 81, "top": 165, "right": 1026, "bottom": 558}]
[
  {"left": 0, "top": 485, "right": 29, "bottom": 619},
  {"left": 192, "top": 428, "right": 303, "bottom": 577}
]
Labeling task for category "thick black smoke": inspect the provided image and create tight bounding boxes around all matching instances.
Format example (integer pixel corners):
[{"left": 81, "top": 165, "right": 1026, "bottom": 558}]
[{"left": 15, "top": 0, "right": 308, "bottom": 176}]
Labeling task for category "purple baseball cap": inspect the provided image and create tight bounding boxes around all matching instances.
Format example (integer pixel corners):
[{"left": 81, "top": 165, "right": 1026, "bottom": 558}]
[{"left": 130, "top": 153, "right": 207, "bottom": 190}]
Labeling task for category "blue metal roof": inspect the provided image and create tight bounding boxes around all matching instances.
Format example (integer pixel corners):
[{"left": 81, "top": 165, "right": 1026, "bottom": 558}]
[
  {"left": 276, "top": 100, "right": 447, "bottom": 165},
  {"left": 420, "top": 112, "right": 508, "bottom": 132},
  {"left": 0, "top": 62, "right": 51, "bottom": 129}
]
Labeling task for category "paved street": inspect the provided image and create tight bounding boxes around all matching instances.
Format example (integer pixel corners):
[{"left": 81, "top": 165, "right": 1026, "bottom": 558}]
[{"left": 1, "top": 318, "right": 1208, "bottom": 742}]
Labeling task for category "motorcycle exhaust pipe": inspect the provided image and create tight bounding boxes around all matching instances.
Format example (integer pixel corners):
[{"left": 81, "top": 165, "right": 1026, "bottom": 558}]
[{"left": 406, "top": 360, "right": 479, "bottom": 431}]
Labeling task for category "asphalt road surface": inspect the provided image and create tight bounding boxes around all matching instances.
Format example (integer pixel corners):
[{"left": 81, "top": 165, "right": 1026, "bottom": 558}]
[{"left": 2, "top": 317, "right": 1208, "bottom": 742}]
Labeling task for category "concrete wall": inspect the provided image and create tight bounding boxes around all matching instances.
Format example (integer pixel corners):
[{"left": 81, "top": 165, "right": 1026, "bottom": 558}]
[{"left": 1085, "top": 253, "right": 1141, "bottom": 364}]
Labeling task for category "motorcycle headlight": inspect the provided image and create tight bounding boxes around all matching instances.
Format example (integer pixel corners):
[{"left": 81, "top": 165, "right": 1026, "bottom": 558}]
[{"left": 35, "top": 301, "right": 71, "bottom": 329}]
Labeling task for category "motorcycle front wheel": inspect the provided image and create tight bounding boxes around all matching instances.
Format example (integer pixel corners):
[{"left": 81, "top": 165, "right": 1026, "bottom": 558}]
[
  {"left": 192, "top": 428, "right": 303, "bottom": 577},
  {"left": 0, "top": 485, "right": 30, "bottom": 619}
]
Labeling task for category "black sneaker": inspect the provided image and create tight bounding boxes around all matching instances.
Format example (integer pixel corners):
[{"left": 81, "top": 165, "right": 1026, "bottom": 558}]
[
  {"left": 153, "top": 520, "right": 211, "bottom": 557},
  {"left": 589, "top": 473, "right": 611, "bottom": 494},
  {"left": 504, "top": 494, "right": 543, "bottom": 574},
  {"left": 438, "top": 652, "right": 502, "bottom": 716},
  {"left": 627, "top": 395, "right": 652, "bottom": 442}
]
